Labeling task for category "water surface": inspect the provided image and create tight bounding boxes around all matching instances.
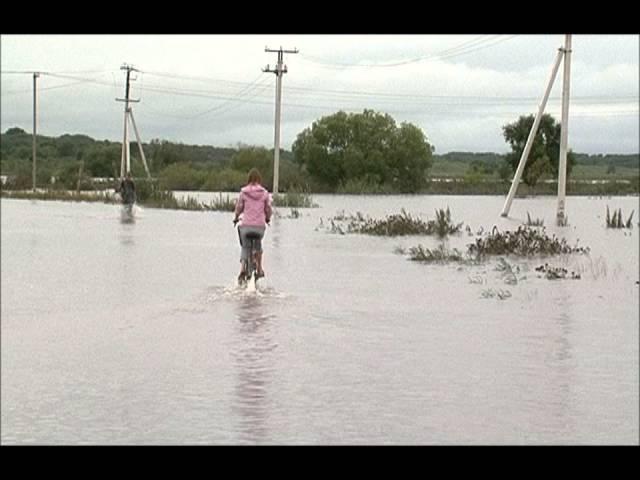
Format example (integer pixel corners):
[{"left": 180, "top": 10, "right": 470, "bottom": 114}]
[{"left": 1, "top": 194, "right": 638, "bottom": 444}]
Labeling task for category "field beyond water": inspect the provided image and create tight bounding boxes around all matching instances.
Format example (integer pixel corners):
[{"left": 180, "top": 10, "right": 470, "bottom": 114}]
[{"left": 1, "top": 194, "right": 638, "bottom": 444}]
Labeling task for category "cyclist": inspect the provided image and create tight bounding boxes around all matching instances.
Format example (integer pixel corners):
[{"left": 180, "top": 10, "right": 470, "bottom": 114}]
[{"left": 233, "top": 168, "right": 272, "bottom": 282}]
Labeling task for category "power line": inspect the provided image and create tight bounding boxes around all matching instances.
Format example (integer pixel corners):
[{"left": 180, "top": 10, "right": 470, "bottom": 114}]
[
  {"left": 138, "top": 75, "right": 272, "bottom": 120},
  {"left": 8, "top": 65, "right": 635, "bottom": 106},
  {"left": 297, "top": 35, "right": 493, "bottom": 68},
  {"left": 3, "top": 69, "right": 636, "bottom": 118},
  {"left": 297, "top": 35, "right": 518, "bottom": 69},
  {"left": 107, "top": 71, "right": 639, "bottom": 105}
]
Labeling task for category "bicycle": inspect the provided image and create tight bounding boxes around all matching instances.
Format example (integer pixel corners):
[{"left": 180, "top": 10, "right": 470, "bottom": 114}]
[{"left": 234, "top": 219, "right": 266, "bottom": 287}]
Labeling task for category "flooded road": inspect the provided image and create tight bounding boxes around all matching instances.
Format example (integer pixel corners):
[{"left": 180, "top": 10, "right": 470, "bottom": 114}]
[{"left": 1, "top": 194, "right": 638, "bottom": 444}]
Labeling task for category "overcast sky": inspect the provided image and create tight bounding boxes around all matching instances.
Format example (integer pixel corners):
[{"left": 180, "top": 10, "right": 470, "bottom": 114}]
[{"left": 1, "top": 34, "right": 638, "bottom": 154}]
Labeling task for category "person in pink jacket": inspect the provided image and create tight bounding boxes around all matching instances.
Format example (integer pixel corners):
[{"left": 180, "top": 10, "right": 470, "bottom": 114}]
[{"left": 233, "top": 168, "right": 272, "bottom": 281}]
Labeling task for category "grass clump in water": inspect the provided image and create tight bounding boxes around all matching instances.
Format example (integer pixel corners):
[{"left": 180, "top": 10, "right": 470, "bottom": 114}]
[
  {"left": 357, "top": 209, "right": 431, "bottom": 236},
  {"left": 431, "top": 207, "right": 464, "bottom": 237},
  {"left": 397, "top": 244, "right": 467, "bottom": 263},
  {"left": 605, "top": 205, "right": 634, "bottom": 228},
  {"left": 535, "top": 263, "right": 581, "bottom": 280},
  {"left": 275, "top": 208, "right": 301, "bottom": 219},
  {"left": 481, "top": 288, "right": 512, "bottom": 300},
  {"left": 321, "top": 207, "right": 463, "bottom": 237},
  {"left": 467, "top": 225, "right": 589, "bottom": 258},
  {"left": 1, "top": 189, "right": 119, "bottom": 204},
  {"left": 203, "top": 193, "right": 236, "bottom": 212},
  {"left": 525, "top": 212, "right": 544, "bottom": 226},
  {"left": 272, "top": 188, "right": 317, "bottom": 208}
]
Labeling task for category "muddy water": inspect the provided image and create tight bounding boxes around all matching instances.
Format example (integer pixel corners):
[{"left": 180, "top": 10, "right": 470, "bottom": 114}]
[{"left": 1, "top": 194, "right": 638, "bottom": 444}]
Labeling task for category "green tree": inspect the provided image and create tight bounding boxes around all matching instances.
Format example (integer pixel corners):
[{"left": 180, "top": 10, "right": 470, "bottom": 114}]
[
  {"left": 202, "top": 168, "right": 246, "bottom": 191},
  {"left": 502, "top": 114, "right": 576, "bottom": 187},
  {"left": 148, "top": 139, "right": 183, "bottom": 170},
  {"left": 84, "top": 143, "right": 120, "bottom": 178},
  {"left": 497, "top": 162, "right": 512, "bottom": 182},
  {"left": 158, "top": 162, "right": 206, "bottom": 191},
  {"left": 292, "top": 109, "right": 433, "bottom": 192},
  {"left": 523, "top": 154, "right": 552, "bottom": 190},
  {"left": 5, "top": 127, "right": 27, "bottom": 136},
  {"left": 230, "top": 146, "right": 273, "bottom": 186},
  {"left": 388, "top": 122, "right": 433, "bottom": 192}
]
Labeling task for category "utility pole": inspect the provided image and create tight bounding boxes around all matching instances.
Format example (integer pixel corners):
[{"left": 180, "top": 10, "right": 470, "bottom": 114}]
[
  {"left": 263, "top": 46, "right": 298, "bottom": 194},
  {"left": 32, "top": 72, "right": 39, "bottom": 192},
  {"left": 500, "top": 35, "right": 572, "bottom": 223},
  {"left": 117, "top": 64, "right": 137, "bottom": 178},
  {"left": 556, "top": 34, "right": 572, "bottom": 226},
  {"left": 116, "top": 64, "right": 151, "bottom": 179}
]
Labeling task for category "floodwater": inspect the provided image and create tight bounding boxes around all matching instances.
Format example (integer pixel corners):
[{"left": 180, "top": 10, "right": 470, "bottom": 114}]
[{"left": 1, "top": 194, "right": 638, "bottom": 445}]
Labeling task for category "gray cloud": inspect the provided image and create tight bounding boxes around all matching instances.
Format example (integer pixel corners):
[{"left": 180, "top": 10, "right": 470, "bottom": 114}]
[{"left": 1, "top": 34, "right": 638, "bottom": 154}]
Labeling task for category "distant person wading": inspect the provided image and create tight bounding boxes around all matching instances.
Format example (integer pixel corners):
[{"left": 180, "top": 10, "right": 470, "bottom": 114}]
[{"left": 119, "top": 172, "right": 136, "bottom": 206}]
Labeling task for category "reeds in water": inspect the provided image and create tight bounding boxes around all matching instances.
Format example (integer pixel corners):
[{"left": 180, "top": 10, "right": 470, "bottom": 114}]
[
  {"left": 480, "top": 288, "right": 512, "bottom": 300},
  {"left": 1, "top": 189, "right": 118, "bottom": 204},
  {"left": 272, "top": 189, "right": 317, "bottom": 208},
  {"left": 467, "top": 225, "right": 590, "bottom": 258},
  {"left": 275, "top": 208, "right": 301, "bottom": 219},
  {"left": 320, "top": 207, "right": 463, "bottom": 237},
  {"left": 605, "top": 205, "right": 634, "bottom": 228},
  {"left": 494, "top": 257, "right": 523, "bottom": 285},
  {"left": 203, "top": 193, "right": 236, "bottom": 212},
  {"left": 525, "top": 212, "right": 544, "bottom": 226},
  {"left": 432, "top": 207, "right": 464, "bottom": 237},
  {"left": 403, "top": 244, "right": 466, "bottom": 263},
  {"left": 535, "top": 263, "right": 581, "bottom": 280}
]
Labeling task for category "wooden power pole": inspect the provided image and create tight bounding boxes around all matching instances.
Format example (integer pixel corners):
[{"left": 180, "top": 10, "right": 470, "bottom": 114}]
[
  {"left": 263, "top": 46, "right": 298, "bottom": 194},
  {"left": 116, "top": 63, "right": 151, "bottom": 179}
]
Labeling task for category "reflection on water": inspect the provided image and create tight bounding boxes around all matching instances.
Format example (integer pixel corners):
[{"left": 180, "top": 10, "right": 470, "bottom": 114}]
[
  {"left": 232, "top": 297, "right": 277, "bottom": 444},
  {"left": 119, "top": 204, "right": 139, "bottom": 224},
  {"left": 119, "top": 222, "right": 135, "bottom": 246}
]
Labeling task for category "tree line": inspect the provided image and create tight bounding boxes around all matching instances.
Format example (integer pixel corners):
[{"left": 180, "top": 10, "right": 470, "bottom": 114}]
[{"left": 1, "top": 111, "right": 638, "bottom": 193}]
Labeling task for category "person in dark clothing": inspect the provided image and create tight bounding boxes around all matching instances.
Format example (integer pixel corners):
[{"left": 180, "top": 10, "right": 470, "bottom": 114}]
[{"left": 119, "top": 172, "right": 136, "bottom": 207}]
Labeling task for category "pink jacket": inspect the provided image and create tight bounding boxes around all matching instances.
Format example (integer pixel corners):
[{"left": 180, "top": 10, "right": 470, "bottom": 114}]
[{"left": 235, "top": 183, "right": 272, "bottom": 227}]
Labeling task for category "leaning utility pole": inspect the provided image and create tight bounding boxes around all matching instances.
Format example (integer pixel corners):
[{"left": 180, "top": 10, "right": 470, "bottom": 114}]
[
  {"left": 500, "top": 35, "right": 573, "bottom": 226},
  {"left": 263, "top": 46, "right": 298, "bottom": 194},
  {"left": 556, "top": 34, "right": 572, "bottom": 226},
  {"left": 32, "top": 72, "right": 39, "bottom": 192},
  {"left": 116, "top": 63, "right": 151, "bottom": 179}
]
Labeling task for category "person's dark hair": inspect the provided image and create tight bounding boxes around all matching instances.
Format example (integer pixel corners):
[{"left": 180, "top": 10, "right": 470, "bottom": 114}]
[{"left": 247, "top": 168, "right": 262, "bottom": 184}]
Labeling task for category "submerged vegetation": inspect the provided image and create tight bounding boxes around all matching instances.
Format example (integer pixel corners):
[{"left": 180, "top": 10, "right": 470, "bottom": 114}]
[
  {"left": 605, "top": 205, "right": 634, "bottom": 228},
  {"left": 319, "top": 208, "right": 463, "bottom": 237},
  {"left": 274, "top": 208, "right": 302, "bottom": 219},
  {"left": 494, "top": 257, "right": 525, "bottom": 285},
  {"left": 395, "top": 244, "right": 467, "bottom": 264},
  {"left": 525, "top": 212, "right": 545, "bottom": 226},
  {"left": 0, "top": 189, "right": 118, "bottom": 204},
  {"left": 325, "top": 210, "right": 591, "bottom": 282},
  {"left": 272, "top": 189, "right": 317, "bottom": 208},
  {"left": 395, "top": 225, "right": 590, "bottom": 288},
  {"left": 467, "top": 225, "right": 590, "bottom": 258},
  {"left": 1, "top": 186, "right": 317, "bottom": 212},
  {"left": 203, "top": 193, "right": 236, "bottom": 211},
  {"left": 480, "top": 288, "right": 512, "bottom": 300},
  {"left": 535, "top": 263, "right": 582, "bottom": 280}
]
